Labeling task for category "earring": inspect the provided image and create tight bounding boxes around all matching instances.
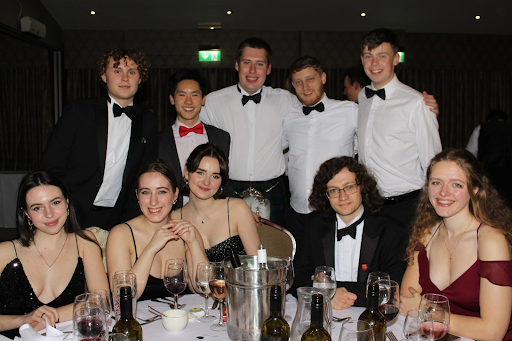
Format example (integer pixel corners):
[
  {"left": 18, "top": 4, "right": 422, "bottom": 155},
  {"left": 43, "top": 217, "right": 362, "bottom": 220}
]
[
  {"left": 67, "top": 208, "right": 70, "bottom": 216},
  {"left": 217, "top": 186, "right": 223, "bottom": 195},
  {"left": 27, "top": 219, "right": 34, "bottom": 228},
  {"left": 184, "top": 179, "right": 189, "bottom": 185},
  {"left": 172, "top": 199, "right": 177, "bottom": 205}
]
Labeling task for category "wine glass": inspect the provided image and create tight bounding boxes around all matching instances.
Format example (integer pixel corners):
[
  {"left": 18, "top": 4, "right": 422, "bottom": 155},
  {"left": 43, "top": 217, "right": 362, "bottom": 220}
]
[
  {"left": 366, "top": 271, "right": 391, "bottom": 305},
  {"left": 74, "top": 307, "right": 106, "bottom": 341},
  {"left": 89, "top": 289, "right": 113, "bottom": 330},
  {"left": 338, "top": 320, "right": 374, "bottom": 341},
  {"left": 196, "top": 262, "right": 217, "bottom": 322},
  {"left": 73, "top": 293, "right": 104, "bottom": 318},
  {"left": 419, "top": 294, "right": 450, "bottom": 340},
  {"left": 378, "top": 280, "right": 400, "bottom": 324},
  {"left": 209, "top": 262, "right": 227, "bottom": 331},
  {"left": 164, "top": 258, "right": 188, "bottom": 310},
  {"left": 313, "top": 266, "right": 336, "bottom": 329},
  {"left": 403, "top": 309, "right": 434, "bottom": 341}
]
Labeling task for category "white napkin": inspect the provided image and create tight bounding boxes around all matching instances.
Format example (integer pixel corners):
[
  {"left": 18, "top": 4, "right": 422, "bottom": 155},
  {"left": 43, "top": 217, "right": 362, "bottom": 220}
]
[{"left": 15, "top": 319, "right": 67, "bottom": 341}]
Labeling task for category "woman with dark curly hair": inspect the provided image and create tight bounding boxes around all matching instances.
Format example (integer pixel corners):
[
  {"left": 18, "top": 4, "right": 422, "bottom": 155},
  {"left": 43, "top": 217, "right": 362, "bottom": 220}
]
[
  {"left": 292, "top": 156, "right": 406, "bottom": 309},
  {"left": 400, "top": 149, "right": 512, "bottom": 341}
]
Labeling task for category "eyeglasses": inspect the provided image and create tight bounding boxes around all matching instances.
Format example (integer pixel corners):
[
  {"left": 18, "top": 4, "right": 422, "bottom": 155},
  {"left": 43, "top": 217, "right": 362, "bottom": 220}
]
[{"left": 326, "top": 184, "right": 360, "bottom": 198}]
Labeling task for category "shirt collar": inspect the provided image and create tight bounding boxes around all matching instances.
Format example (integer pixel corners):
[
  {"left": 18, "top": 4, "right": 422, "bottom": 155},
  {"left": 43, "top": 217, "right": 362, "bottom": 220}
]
[
  {"left": 237, "top": 83, "right": 263, "bottom": 97},
  {"left": 336, "top": 206, "right": 365, "bottom": 229},
  {"left": 370, "top": 73, "right": 398, "bottom": 97}
]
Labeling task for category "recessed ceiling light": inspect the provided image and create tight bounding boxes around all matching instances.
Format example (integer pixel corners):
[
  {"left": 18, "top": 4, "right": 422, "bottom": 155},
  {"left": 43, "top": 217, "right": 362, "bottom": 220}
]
[
  {"left": 227, "top": 10, "right": 232, "bottom": 15},
  {"left": 90, "top": 10, "right": 96, "bottom": 15},
  {"left": 361, "top": 12, "right": 366, "bottom": 17},
  {"left": 210, "top": 26, "right": 215, "bottom": 30},
  {"left": 475, "top": 15, "right": 481, "bottom": 19}
]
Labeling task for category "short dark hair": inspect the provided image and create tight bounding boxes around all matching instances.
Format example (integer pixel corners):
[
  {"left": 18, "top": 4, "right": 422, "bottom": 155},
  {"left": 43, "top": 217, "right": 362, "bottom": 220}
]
[
  {"left": 16, "top": 171, "right": 95, "bottom": 247},
  {"left": 287, "top": 56, "right": 324, "bottom": 95},
  {"left": 309, "top": 157, "right": 384, "bottom": 214},
  {"left": 136, "top": 159, "right": 179, "bottom": 192},
  {"left": 360, "top": 28, "right": 399, "bottom": 55},
  {"left": 168, "top": 69, "right": 207, "bottom": 98},
  {"left": 98, "top": 48, "right": 150, "bottom": 84},
  {"left": 236, "top": 37, "right": 272, "bottom": 65},
  {"left": 344, "top": 66, "right": 370, "bottom": 88},
  {"left": 182, "top": 143, "right": 229, "bottom": 199}
]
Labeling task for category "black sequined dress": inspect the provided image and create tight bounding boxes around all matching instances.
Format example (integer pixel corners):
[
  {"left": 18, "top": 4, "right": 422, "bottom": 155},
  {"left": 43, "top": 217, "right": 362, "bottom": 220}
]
[{"left": 0, "top": 240, "right": 85, "bottom": 339}]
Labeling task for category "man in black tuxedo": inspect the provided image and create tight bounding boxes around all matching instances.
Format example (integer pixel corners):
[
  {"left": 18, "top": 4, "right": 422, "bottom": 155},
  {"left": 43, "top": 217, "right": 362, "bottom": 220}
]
[
  {"left": 158, "top": 69, "right": 230, "bottom": 208},
  {"left": 292, "top": 156, "right": 406, "bottom": 309},
  {"left": 40, "top": 49, "right": 158, "bottom": 230}
]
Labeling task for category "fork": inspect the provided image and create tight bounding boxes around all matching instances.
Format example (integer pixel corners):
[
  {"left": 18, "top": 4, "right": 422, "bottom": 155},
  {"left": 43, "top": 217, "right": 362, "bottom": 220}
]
[
  {"left": 386, "top": 330, "right": 399, "bottom": 341},
  {"left": 136, "top": 315, "right": 161, "bottom": 323}
]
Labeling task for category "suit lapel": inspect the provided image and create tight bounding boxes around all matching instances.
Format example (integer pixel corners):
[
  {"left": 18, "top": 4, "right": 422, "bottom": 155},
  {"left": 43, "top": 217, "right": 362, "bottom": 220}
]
[
  {"left": 322, "top": 213, "right": 337, "bottom": 268},
  {"left": 123, "top": 108, "right": 144, "bottom": 183},
  {"left": 165, "top": 125, "right": 183, "bottom": 179},
  {"left": 357, "top": 214, "right": 381, "bottom": 283},
  {"left": 95, "top": 97, "right": 108, "bottom": 171}
]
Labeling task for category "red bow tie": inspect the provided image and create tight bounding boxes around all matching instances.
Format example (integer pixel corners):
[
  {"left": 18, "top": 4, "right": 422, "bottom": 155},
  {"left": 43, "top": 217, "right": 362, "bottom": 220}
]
[{"left": 179, "top": 123, "right": 204, "bottom": 137}]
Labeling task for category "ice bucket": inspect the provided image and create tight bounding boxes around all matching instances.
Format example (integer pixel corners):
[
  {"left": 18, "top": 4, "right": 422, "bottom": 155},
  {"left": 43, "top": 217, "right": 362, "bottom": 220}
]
[{"left": 223, "top": 255, "right": 288, "bottom": 341}]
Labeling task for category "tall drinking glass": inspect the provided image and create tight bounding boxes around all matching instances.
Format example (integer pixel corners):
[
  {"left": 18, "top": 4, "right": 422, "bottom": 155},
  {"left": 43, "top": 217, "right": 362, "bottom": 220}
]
[
  {"left": 196, "top": 262, "right": 216, "bottom": 322},
  {"left": 366, "top": 271, "right": 391, "bottom": 305},
  {"left": 209, "top": 262, "right": 227, "bottom": 331},
  {"left": 112, "top": 271, "right": 137, "bottom": 320},
  {"left": 163, "top": 258, "right": 187, "bottom": 309}
]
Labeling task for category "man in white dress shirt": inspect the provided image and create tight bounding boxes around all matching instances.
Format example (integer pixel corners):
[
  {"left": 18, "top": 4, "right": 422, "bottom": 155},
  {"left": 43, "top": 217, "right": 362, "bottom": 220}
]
[
  {"left": 358, "top": 28, "right": 442, "bottom": 228},
  {"left": 200, "top": 38, "right": 293, "bottom": 226},
  {"left": 283, "top": 56, "right": 358, "bottom": 236}
]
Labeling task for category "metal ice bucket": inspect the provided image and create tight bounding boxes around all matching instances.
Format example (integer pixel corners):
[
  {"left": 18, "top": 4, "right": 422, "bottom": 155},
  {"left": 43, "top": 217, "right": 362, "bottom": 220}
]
[{"left": 223, "top": 255, "right": 287, "bottom": 341}]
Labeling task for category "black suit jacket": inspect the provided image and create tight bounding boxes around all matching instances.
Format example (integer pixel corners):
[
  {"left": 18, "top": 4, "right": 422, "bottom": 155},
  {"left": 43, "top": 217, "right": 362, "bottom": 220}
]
[
  {"left": 292, "top": 210, "right": 407, "bottom": 307},
  {"left": 158, "top": 121, "right": 231, "bottom": 208},
  {"left": 40, "top": 96, "right": 158, "bottom": 230}
]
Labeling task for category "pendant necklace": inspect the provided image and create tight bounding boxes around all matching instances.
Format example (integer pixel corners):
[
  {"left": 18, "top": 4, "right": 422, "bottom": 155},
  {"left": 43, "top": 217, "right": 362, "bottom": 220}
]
[
  {"left": 442, "top": 217, "right": 473, "bottom": 263},
  {"left": 34, "top": 235, "right": 68, "bottom": 271}
]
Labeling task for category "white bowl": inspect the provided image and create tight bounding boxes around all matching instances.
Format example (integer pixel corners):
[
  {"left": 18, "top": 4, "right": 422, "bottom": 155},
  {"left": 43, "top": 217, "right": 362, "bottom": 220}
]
[{"left": 161, "top": 309, "right": 188, "bottom": 333}]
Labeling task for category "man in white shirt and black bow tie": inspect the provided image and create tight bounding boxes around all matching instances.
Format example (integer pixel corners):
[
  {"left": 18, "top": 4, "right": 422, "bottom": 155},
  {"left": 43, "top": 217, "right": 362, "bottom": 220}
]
[{"left": 292, "top": 156, "right": 406, "bottom": 309}]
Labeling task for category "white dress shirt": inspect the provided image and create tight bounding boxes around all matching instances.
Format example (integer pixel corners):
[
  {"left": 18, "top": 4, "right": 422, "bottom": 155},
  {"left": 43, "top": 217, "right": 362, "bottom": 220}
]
[
  {"left": 172, "top": 119, "right": 209, "bottom": 175},
  {"left": 200, "top": 84, "right": 293, "bottom": 181},
  {"left": 283, "top": 94, "right": 359, "bottom": 214},
  {"left": 357, "top": 74, "right": 442, "bottom": 197},
  {"left": 466, "top": 125, "right": 481, "bottom": 157},
  {"left": 335, "top": 207, "right": 364, "bottom": 282},
  {"left": 93, "top": 97, "right": 132, "bottom": 207}
]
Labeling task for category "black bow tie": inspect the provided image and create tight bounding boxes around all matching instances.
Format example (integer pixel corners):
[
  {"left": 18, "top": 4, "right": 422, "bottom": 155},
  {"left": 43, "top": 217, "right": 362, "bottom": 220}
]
[
  {"left": 242, "top": 93, "right": 262, "bottom": 106},
  {"left": 303, "top": 102, "right": 325, "bottom": 115},
  {"left": 365, "top": 87, "right": 386, "bottom": 100},
  {"left": 113, "top": 103, "right": 137, "bottom": 119},
  {"left": 337, "top": 213, "right": 365, "bottom": 241}
]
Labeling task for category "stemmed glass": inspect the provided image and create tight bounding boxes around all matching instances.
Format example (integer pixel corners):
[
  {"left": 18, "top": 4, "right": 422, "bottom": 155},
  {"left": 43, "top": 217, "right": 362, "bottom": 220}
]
[
  {"left": 378, "top": 280, "right": 400, "bottom": 324},
  {"left": 196, "top": 262, "right": 217, "bottom": 322},
  {"left": 73, "top": 307, "right": 106, "bottom": 341},
  {"left": 419, "top": 294, "right": 450, "bottom": 340},
  {"left": 89, "top": 289, "right": 113, "bottom": 330},
  {"left": 338, "top": 320, "right": 374, "bottom": 341},
  {"left": 366, "top": 271, "right": 391, "bottom": 305},
  {"left": 73, "top": 293, "right": 104, "bottom": 319},
  {"left": 209, "top": 262, "right": 227, "bottom": 331},
  {"left": 313, "top": 266, "right": 336, "bottom": 329},
  {"left": 403, "top": 309, "right": 434, "bottom": 341},
  {"left": 164, "top": 258, "right": 188, "bottom": 309}
]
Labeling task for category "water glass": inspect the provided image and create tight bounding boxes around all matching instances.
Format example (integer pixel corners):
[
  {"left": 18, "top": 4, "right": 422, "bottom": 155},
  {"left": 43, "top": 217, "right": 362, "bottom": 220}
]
[
  {"left": 403, "top": 309, "right": 434, "bottom": 341},
  {"left": 366, "top": 271, "right": 391, "bottom": 305},
  {"left": 338, "top": 320, "right": 374, "bottom": 341},
  {"left": 112, "top": 271, "right": 137, "bottom": 320}
]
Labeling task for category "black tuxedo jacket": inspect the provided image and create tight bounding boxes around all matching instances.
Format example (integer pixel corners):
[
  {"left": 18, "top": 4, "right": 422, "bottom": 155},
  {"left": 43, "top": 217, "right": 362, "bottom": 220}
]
[
  {"left": 158, "top": 121, "right": 231, "bottom": 208},
  {"left": 292, "top": 210, "right": 407, "bottom": 307},
  {"left": 40, "top": 96, "right": 158, "bottom": 230}
]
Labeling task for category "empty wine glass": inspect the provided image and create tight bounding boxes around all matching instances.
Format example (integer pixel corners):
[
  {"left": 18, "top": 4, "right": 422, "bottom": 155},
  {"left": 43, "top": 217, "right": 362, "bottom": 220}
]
[
  {"left": 196, "top": 262, "right": 216, "bottom": 322},
  {"left": 164, "top": 258, "right": 188, "bottom": 309},
  {"left": 338, "top": 320, "right": 374, "bottom": 341},
  {"left": 378, "top": 280, "right": 400, "bottom": 324},
  {"left": 89, "top": 289, "right": 113, "bottom": 330},
  {"left": 419, "top": 294, "right": 450, "bottom": 340},
  {"left": 366, "top": 271, "right": 391, "bottom": 305},
  {"left": 209, "top": 262, "right": 227, "bottom": 331},
  {"left": 73, "top": 307, "right": 106, "bottom": 341},
  {"left": 403, "top": 309, "right": 434, "bottom": 341},
  {"left": 73, "top": 293, "right": 103, "bottom": 318}
]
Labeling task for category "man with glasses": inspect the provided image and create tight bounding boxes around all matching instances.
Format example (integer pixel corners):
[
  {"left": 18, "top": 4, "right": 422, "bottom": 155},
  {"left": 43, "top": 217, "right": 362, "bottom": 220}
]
[{"left": 292, "top": 156, "right": 406, "bottom": 309}]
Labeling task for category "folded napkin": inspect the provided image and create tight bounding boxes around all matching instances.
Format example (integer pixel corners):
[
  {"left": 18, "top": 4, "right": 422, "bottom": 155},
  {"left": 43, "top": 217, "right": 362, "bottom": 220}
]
[{"left": 14, "top": 319, "right": 67, "bottom": 341}]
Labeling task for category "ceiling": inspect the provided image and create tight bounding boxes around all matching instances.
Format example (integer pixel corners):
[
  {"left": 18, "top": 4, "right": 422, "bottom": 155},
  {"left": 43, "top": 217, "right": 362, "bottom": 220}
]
[{"left": 40, "top": 0, "right": 512, "bottom": 35}]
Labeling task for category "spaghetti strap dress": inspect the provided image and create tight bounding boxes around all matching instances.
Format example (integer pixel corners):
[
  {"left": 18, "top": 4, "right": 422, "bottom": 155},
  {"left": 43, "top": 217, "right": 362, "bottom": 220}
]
[
  {"left": 417, "top": 223, "right": 512, "bottom": 340},
  {"left": 181, "top": 198, "right": 246, "bottom": 262},
  {"left": 0, "top": 237, "right": 85, "bottom": 339}
]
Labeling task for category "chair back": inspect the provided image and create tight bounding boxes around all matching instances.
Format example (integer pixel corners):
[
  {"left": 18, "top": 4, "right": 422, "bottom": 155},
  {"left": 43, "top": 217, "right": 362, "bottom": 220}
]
[
  {"left": 86, "top": 226, "right": 109, "bottom": 272},
  {"left": 258, "top": 218, "right": 296, "bottom": 260}
]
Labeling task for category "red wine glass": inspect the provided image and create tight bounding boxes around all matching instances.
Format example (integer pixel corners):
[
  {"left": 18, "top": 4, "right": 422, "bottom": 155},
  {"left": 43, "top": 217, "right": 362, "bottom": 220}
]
[{"left": 164, "top": 258, "right": 187, "bottom": 309}]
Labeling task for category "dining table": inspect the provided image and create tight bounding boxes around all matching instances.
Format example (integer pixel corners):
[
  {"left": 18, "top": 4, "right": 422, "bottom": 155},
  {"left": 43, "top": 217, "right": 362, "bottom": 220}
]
[{"left": 33, "top": 294, "right": 472, "bottom": 341}]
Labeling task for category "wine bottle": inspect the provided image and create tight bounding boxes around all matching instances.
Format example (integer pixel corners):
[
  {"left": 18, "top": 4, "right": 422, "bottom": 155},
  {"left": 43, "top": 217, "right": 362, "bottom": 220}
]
[
  {"left": 261, "top": 285, "right": 290, "bottom": 341},
  {"left": 258, "top": 244, "right": 269, "bottom": 270},
  {"left": 229, "top": 247, "right": 242, "bottom": 268},
  {"left": 358, "top": 282, "right": 386, "bottom": 341},
  {"left": 300, "top": 293, "right": 331, "bottom": 341},
  {"left": 112, "top": 286, "right": 143, "bottom": 341}
]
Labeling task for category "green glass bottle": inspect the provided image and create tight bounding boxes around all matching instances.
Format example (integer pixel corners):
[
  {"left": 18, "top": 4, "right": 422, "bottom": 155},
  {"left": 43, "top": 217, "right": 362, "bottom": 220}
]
[
  {"left": 300, "top": 293, "right": 331, "bottom": 341},
  {"left": 112, "top": 286, "right": 143, "bottom": 341},
  {"left": 261, "top": 285, "right": 290, "bottom": 341},
  {"left": 358, "top": 282, "right": 386, "bottom": 341}
]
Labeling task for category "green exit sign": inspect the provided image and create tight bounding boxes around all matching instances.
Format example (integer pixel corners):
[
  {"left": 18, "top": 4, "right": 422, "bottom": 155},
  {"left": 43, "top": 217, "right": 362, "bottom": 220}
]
[{"left": 199, "top": 50, "right": 221, "bottom": 62}]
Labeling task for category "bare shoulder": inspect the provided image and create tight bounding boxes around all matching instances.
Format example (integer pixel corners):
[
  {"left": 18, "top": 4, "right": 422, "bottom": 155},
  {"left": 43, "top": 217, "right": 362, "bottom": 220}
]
[
  {"left": 108, "top": 219, "right": 136, "bottom": 240},
  {"left": 0, "top": 240, "right": 20, "bottom": 272},
  {"left": 228, "top": 198, "right": 251, "bottom": 211},
  {"left": 478, "top": 224, "right": 511, "bottom": 261}
]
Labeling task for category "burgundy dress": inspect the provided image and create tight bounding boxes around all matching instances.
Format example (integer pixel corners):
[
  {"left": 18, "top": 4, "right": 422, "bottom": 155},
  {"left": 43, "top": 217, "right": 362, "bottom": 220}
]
[{"left": 417, "top": 224, "right": 512, "bottom": 340}]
